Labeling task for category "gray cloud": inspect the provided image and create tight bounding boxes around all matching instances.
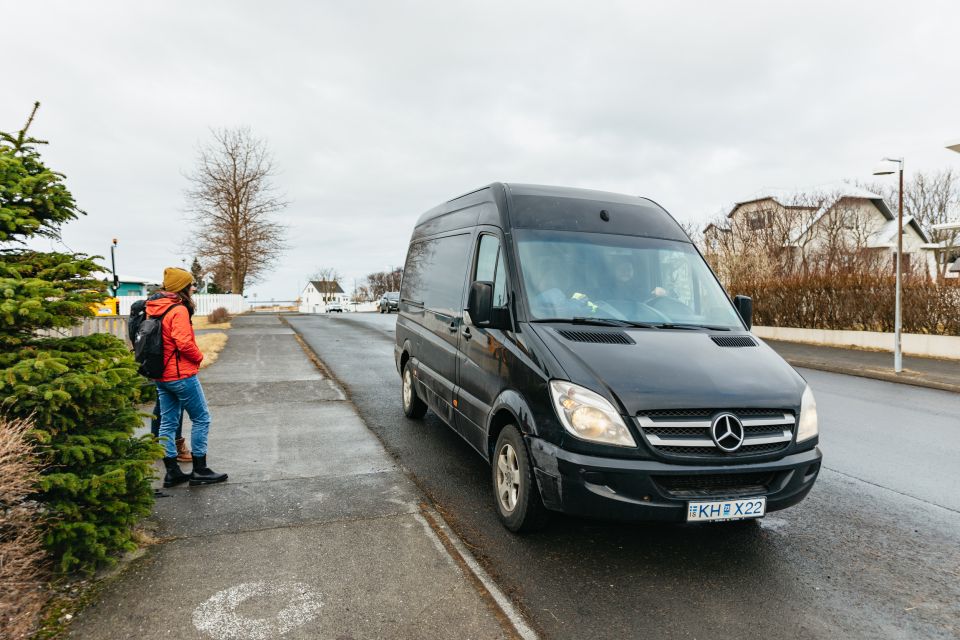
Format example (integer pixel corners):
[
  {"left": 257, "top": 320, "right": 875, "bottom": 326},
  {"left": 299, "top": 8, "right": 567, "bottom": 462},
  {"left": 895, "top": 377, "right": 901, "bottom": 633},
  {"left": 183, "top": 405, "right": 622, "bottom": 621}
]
[{"left": 7, "top": 0, "right": 960, "bottom": 298}]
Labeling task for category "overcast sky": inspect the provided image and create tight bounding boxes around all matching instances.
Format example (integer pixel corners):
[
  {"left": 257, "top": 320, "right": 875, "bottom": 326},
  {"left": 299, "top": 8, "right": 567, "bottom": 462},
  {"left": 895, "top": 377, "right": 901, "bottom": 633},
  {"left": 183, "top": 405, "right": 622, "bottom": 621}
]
[{"left": 6, "top": 1, "right": 960, "bottom": 300}]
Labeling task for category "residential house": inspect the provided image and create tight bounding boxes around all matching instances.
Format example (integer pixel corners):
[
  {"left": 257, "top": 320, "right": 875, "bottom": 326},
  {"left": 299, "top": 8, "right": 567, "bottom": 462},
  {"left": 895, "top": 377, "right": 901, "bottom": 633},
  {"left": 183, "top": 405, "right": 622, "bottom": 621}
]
[
  {"left": 932, "top": 220, "right": 960, "bottom": 280},
  {"left": 704, "top": 185, "right": 936, "bottom": 277},
  {"left": 299, "top": 280, "right": 350, "bottom": 313}
]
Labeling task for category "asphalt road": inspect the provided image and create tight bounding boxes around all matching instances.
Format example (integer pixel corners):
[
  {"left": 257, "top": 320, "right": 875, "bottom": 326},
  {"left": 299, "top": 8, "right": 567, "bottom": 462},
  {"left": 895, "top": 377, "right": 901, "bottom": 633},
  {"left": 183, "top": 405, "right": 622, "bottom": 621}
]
[{"left": 286, "top": 312, "right": 960, "bottom": 640}]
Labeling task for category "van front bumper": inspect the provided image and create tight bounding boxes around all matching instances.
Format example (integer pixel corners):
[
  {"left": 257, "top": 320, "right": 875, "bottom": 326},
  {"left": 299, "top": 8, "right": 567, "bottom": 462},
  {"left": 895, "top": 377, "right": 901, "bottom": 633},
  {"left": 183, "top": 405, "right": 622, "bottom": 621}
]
[{"left": 528, "top": 438, "right": 822, "bottom": 521}]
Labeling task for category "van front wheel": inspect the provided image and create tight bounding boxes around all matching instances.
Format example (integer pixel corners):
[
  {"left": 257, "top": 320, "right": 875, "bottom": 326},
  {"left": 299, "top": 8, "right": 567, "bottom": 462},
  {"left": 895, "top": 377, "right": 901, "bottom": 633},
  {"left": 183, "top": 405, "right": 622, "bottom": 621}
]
[
  {"left": 493, "top": 426, "right": 548, "bottom": 532},
  {"left": 401, "top": 362, "right": 427, "bottom": 419}
]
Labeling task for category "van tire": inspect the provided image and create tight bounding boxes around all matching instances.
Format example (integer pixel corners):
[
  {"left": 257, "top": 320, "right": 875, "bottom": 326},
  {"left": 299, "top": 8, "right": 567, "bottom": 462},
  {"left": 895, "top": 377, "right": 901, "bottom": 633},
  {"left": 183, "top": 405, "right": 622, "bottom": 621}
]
[
  {"left": 401, "top": 361, "right": 428, "bottom": 419},
  {"left": 493, "top": 425, "right": 548, "bottom": 533}
]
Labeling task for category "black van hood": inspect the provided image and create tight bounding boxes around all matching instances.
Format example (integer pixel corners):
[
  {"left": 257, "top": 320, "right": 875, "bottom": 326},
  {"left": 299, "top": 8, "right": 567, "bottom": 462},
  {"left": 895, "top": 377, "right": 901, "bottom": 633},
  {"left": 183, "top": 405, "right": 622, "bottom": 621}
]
[{"left": 531, "top": 325, "right": 806, "bottom": 415}]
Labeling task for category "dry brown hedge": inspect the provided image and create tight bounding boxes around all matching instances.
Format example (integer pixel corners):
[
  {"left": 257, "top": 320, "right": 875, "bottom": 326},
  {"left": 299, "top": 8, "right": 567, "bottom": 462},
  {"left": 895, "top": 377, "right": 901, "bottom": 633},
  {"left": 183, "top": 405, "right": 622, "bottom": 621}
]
[
  {"left": 728, "top": 273, "right": 960, "bottom": 335},
  {"left": 0, "top": 415, "right": 49, "bottom": 640}
]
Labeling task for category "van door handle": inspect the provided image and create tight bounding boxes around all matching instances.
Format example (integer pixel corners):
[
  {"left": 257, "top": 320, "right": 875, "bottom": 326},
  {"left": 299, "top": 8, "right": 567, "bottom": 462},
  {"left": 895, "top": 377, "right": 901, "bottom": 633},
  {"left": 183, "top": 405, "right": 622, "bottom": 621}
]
[
  {"left": 447, "top": 321, "right": 458, "bottom": 333},
  {"left": 461, "top": 327, "right": 472, "bottom": 340}
]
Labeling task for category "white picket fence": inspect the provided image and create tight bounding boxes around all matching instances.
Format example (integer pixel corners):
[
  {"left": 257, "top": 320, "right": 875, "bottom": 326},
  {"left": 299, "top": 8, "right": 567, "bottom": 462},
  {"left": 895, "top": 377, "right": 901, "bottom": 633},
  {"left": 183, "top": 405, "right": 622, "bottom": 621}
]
[
  {"left": 37, "top": 317, "right": 131, "bottom": 344},
  {"left": 117, "top": 294, "right": 248, "bottom": 316}
]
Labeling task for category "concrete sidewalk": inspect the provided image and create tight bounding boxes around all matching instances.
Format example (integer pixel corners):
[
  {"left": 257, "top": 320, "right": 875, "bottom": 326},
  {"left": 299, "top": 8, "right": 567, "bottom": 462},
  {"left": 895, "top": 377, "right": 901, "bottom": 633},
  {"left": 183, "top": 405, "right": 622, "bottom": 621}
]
[
  {"left": 765, "top": 339, "right": 959, "bottom": 393},
  {"left": 70, "top": 314, "right": 529, "bottom": 640}
]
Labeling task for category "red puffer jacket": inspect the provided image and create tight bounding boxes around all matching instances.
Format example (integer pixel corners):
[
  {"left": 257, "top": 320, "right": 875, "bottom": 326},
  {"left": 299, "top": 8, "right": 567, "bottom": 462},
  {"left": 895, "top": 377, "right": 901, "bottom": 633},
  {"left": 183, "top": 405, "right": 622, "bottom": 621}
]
[{"left": 145, "top": 293, "right": 204, "bottom": 381}]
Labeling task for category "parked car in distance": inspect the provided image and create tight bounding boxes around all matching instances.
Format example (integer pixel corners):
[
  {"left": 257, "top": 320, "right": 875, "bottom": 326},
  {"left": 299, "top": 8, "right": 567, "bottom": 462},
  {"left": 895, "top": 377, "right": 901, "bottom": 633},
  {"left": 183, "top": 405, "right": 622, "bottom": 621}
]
[
  {"left": 326, "top": 303, "right": 344, "bottom": 313},
  {"left": 379, "top": 291, "right": 400, "bottom": 313},
  {"left": 395, "top": 183, "right": 821, "bottom": 533}
]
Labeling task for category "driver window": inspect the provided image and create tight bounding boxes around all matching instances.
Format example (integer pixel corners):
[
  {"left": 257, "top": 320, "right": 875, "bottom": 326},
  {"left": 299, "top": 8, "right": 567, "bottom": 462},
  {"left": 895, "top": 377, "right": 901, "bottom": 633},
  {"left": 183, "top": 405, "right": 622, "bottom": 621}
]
[
  {"left": 658, "top": 251, "right": 694, "bottom": 308},
  {"left": 475, "top": 234, "right": 507, "bottom": 308}
]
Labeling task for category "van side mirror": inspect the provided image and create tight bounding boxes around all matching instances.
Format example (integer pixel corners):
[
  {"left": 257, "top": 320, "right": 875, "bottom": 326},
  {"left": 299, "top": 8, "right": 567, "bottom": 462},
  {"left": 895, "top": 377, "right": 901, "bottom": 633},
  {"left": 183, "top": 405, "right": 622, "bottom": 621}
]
[
  {"left": 468, "top": 281, "right": 494, "bottom": 326},
  {"left": 733, "top": 295, "right": 753, "bottom": 330}
]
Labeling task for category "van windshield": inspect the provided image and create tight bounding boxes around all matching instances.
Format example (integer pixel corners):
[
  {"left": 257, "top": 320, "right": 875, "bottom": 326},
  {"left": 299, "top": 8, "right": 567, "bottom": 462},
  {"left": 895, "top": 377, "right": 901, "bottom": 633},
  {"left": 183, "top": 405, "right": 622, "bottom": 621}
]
[{"left": 514, "top": 230, "right": 744, "bottom": 330}]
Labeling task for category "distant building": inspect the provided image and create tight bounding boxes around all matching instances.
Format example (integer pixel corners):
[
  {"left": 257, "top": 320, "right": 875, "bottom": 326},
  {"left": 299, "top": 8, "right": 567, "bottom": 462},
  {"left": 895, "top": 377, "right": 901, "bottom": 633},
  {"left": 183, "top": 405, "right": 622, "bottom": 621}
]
[
  {"left": 94, "top": 272, "right": 161, "bottom": 296},
  {"left": 116, "top": 275, "right": 162, "bottom": 296},
  {"left": 299, "top": 280, "right": 349, "bottom": 313}
]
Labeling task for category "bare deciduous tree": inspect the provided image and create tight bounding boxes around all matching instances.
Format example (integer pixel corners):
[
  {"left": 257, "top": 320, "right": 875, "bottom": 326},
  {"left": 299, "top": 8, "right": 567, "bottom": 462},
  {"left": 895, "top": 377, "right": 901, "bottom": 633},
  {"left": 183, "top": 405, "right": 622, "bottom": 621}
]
[
  {"left": 365, "top": 267, "right": 403, "bottom": 299},
  {"left": 185, "top": 127, "right": 288, "bottom": 294}
]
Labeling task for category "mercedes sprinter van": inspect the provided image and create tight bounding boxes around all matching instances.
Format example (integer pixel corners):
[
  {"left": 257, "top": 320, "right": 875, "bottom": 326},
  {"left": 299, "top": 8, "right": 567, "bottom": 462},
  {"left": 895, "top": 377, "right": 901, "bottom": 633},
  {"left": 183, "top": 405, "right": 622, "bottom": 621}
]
[{"left": 395, "top": 184, "right": 821, "bottom": 531}]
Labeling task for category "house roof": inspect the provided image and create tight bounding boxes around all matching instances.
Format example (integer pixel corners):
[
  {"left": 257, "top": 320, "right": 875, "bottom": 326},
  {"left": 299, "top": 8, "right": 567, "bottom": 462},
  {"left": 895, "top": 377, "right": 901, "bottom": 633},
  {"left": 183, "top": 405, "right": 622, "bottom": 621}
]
[
  {"left": 93, "top": 270, "right": 161, "bottom": 285},
  {"left": 866, "top": 215, "right": 917, "bottom": 248},
  {"left": 307, "top": 280, "right": 344, "bottom": 294},
  {"left": 726, "top": 182, "right": 930, "bottom": 245}
]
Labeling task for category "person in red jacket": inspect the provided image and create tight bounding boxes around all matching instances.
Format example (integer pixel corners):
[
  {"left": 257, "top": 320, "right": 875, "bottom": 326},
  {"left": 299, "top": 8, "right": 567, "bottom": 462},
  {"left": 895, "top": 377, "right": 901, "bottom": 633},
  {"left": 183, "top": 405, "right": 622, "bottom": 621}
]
[{"left": 148, "top": 267, "right": 227, "bottom": 488}]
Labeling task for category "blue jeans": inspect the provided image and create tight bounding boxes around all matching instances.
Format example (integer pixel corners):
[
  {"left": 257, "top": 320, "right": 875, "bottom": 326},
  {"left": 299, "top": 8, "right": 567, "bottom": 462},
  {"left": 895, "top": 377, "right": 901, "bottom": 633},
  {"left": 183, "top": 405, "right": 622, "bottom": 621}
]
[
  {"left": 156, "top": 375, "right": 211, "bottom": 458},
  {"left": 150, "top": 397, "right": 183, "bottom": 440}
]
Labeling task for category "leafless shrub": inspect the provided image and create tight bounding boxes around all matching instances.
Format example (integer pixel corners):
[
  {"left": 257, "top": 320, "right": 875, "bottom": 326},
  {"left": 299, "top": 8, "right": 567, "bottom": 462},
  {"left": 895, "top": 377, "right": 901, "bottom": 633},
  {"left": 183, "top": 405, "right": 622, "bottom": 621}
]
[
  {"left": 207, "top": 307, "right": 231, "bottom": 324},
  {"left": 0, "top": 415, "right": 49, "bottom": 640}
]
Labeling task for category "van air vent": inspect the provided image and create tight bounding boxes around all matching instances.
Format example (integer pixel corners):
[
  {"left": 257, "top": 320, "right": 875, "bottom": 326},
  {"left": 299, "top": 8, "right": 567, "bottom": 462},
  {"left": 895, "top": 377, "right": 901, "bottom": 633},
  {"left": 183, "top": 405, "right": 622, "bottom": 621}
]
[
  {"left": 711, "top": 335, "right": 758, "bottom": 347},
  {"left": 557, "top": 330, "right": 635, "bottom": 345}
]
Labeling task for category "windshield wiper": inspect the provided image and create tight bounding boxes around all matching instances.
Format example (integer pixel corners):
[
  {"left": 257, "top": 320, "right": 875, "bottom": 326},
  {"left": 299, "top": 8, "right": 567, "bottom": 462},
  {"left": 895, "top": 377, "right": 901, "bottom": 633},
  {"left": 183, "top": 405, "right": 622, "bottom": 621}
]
[
  {"left": 655, "top": 323, "right": 732, "bottom": 331},
  {"left": 532, "top": 317, "right": 659, "bottom": 329}
]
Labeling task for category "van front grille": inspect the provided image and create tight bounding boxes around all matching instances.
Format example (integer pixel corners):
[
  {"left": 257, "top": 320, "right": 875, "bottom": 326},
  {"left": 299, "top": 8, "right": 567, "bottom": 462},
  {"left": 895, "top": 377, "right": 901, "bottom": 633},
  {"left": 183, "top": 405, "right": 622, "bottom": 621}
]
[
  {"left": 636, "top": 409, "right": 795, "bottom": 459},
  {"left": 653, "top": 472, "right": 775, "bottom": 498}
]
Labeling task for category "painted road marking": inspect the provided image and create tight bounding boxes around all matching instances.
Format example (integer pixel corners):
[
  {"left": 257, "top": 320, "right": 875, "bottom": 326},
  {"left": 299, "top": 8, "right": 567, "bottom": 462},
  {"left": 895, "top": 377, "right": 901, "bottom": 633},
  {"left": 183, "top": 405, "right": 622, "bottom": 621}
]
[{"left": 193, "top": 581, "right": 323, "bottom": 640}]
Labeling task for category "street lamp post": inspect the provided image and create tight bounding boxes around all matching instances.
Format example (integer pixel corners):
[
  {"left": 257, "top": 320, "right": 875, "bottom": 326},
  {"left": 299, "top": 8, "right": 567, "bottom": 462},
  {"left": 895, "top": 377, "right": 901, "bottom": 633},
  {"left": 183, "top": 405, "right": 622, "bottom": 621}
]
[
  {"left": 109, "top": 238, "right": 119, "bottom": 297},
  {"left": 872, "top": 158, "right": 904, "bottom": 373}
]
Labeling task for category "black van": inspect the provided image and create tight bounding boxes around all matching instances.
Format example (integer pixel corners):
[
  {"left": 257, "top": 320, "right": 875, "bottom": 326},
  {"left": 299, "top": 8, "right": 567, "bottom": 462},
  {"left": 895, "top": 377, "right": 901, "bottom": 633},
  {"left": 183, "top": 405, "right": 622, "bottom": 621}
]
[{"left": 395, "top": 184, "right": 821, "bottom": 531}]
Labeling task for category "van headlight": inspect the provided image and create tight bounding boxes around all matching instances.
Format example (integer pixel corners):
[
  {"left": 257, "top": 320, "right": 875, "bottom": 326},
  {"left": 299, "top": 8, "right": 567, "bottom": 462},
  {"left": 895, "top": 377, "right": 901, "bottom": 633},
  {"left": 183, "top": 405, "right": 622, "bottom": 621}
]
[
  {"left": 549, "top": 381, "right": 636, "bottom": 447},
  {"left": 797, "top": 385, "right": 818, "bottom": 442}
]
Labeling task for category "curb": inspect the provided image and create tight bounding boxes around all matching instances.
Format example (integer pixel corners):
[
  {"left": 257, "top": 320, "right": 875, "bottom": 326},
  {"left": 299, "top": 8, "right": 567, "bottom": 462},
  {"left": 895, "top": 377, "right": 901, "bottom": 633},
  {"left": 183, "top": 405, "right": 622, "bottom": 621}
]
[{"left": 784, "top": 358, "right": 960, "bottom": 394}]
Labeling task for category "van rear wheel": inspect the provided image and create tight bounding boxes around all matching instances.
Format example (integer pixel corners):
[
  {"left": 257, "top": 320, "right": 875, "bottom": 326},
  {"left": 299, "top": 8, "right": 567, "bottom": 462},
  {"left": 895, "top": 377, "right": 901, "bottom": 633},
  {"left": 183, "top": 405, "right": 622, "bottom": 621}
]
[
  {"left": 493, "top": 425, "right": 548, "bottom": 532},
  {"left": 401, "top": 362, "right": 427, "bottom": 419}
]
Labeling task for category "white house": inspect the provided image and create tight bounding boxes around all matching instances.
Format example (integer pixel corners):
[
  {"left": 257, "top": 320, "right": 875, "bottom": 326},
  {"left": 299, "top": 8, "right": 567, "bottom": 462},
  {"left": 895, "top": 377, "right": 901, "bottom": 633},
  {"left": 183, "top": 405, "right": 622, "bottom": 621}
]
[
  {"left": 705, "top": 184, "right": 937, "bottom": 277},
  {"left": 299, "top": 280, "right": 350, "bottom": 313}
]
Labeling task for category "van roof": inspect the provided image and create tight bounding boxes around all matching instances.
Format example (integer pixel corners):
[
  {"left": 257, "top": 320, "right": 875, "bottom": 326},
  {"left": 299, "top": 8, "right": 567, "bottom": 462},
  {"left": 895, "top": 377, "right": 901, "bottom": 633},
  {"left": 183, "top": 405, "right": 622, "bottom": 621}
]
[{"left": 414, "top": 183, "right": 689, "bottom": 242}]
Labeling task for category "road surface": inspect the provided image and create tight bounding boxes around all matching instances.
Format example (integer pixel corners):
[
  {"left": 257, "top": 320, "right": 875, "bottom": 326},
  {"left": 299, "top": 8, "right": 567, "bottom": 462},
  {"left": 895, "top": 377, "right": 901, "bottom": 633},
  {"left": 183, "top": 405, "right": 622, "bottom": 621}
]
[{"left": 287, "top": 312, "right": 960, "bottom": 640}]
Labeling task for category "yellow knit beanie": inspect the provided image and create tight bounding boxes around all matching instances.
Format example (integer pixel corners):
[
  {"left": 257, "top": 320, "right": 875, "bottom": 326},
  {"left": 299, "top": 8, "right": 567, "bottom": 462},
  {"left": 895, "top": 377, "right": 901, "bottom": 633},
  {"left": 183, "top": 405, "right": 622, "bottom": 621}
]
[{"left": 162, "top": 267, "right": 194, "bottom": 293}]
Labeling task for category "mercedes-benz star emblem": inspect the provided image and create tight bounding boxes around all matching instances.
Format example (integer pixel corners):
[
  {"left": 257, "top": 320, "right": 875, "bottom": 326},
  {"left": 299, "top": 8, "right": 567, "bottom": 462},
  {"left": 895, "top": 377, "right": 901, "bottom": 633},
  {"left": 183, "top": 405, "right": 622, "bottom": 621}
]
[{"left": 711, "top": 413, "right": 745, "bottom": 452}]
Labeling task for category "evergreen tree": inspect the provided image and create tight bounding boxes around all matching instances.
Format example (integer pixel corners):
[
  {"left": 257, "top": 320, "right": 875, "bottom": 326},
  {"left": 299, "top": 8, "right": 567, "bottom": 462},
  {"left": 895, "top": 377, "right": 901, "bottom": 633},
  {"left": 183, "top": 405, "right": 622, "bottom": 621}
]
[
  {"left": 190, "top": 257, "right": 204, "bottom": 292},
  {"left": 0, "top": 103, "right": 162, "bottom": 574}
]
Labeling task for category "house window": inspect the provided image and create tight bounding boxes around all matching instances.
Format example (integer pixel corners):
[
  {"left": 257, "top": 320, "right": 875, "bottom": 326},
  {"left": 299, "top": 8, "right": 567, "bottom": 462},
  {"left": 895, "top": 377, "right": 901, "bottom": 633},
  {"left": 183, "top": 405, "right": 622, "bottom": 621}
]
[{"left": 747, "top": 210, "right": 772, "bottom": 230}]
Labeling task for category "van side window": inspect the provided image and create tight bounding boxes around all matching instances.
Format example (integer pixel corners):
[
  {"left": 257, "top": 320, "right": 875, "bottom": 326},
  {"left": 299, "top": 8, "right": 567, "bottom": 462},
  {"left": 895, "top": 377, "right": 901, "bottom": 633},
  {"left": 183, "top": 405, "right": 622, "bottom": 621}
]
[
  {"left": 475, "top": 234, "right": 507, "bottom": 307},
  {"left": 405, "top": 233, "right": 472, "bottom": 315}
]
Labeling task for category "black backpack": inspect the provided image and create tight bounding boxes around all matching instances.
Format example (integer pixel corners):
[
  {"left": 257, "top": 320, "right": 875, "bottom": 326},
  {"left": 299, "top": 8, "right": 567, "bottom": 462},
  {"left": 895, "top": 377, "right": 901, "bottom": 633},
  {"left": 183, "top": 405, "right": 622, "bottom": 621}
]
[{"left": 132, "top": 302, "right": 181, "bottom": 379}]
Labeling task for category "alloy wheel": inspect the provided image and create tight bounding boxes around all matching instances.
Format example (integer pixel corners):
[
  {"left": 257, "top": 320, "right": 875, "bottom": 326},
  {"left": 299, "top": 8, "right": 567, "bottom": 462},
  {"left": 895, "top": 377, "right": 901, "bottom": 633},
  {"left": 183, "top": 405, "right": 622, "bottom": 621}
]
[
  {"left": 402, "top": 368, "right": 413, "bottom": 409},
  {"left": 496, "top": 443, "right": 521, "bottom": 513}
]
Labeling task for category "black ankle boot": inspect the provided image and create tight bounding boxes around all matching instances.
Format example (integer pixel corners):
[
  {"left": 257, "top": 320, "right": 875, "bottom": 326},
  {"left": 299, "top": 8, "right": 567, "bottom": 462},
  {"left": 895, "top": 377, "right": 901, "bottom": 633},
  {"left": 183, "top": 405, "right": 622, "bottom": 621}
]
[
  {"left": 162, "top": 457, "right": 191, "bottom": 488},
  {"left": 189, "top": 455, "right": 228, "bottom": 486}
]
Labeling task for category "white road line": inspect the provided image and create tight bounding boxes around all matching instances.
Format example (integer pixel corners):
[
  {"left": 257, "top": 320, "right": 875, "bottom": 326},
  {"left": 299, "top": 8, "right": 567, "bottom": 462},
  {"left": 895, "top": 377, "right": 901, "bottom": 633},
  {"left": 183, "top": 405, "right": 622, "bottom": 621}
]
[{"left": 416, "top": 505, "right": 540, "bottom": 640}]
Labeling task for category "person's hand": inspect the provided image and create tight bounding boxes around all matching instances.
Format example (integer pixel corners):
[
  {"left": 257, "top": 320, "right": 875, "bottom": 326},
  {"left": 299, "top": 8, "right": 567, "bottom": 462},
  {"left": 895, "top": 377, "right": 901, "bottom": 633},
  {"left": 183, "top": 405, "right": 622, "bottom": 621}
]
[
  {"left": 571, "top": 292, "right": 599, "bottom": 314},
  {"left": 651, "top": 286, "right": 667, "bottom": 297}
]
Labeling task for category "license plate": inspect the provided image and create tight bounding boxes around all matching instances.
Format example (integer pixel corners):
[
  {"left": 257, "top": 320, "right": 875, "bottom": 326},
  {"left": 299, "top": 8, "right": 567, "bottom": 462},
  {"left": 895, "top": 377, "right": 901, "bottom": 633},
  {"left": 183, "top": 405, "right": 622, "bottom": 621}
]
[{"left": 687, "top": 497, "right": 766, "bottom": 522}]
